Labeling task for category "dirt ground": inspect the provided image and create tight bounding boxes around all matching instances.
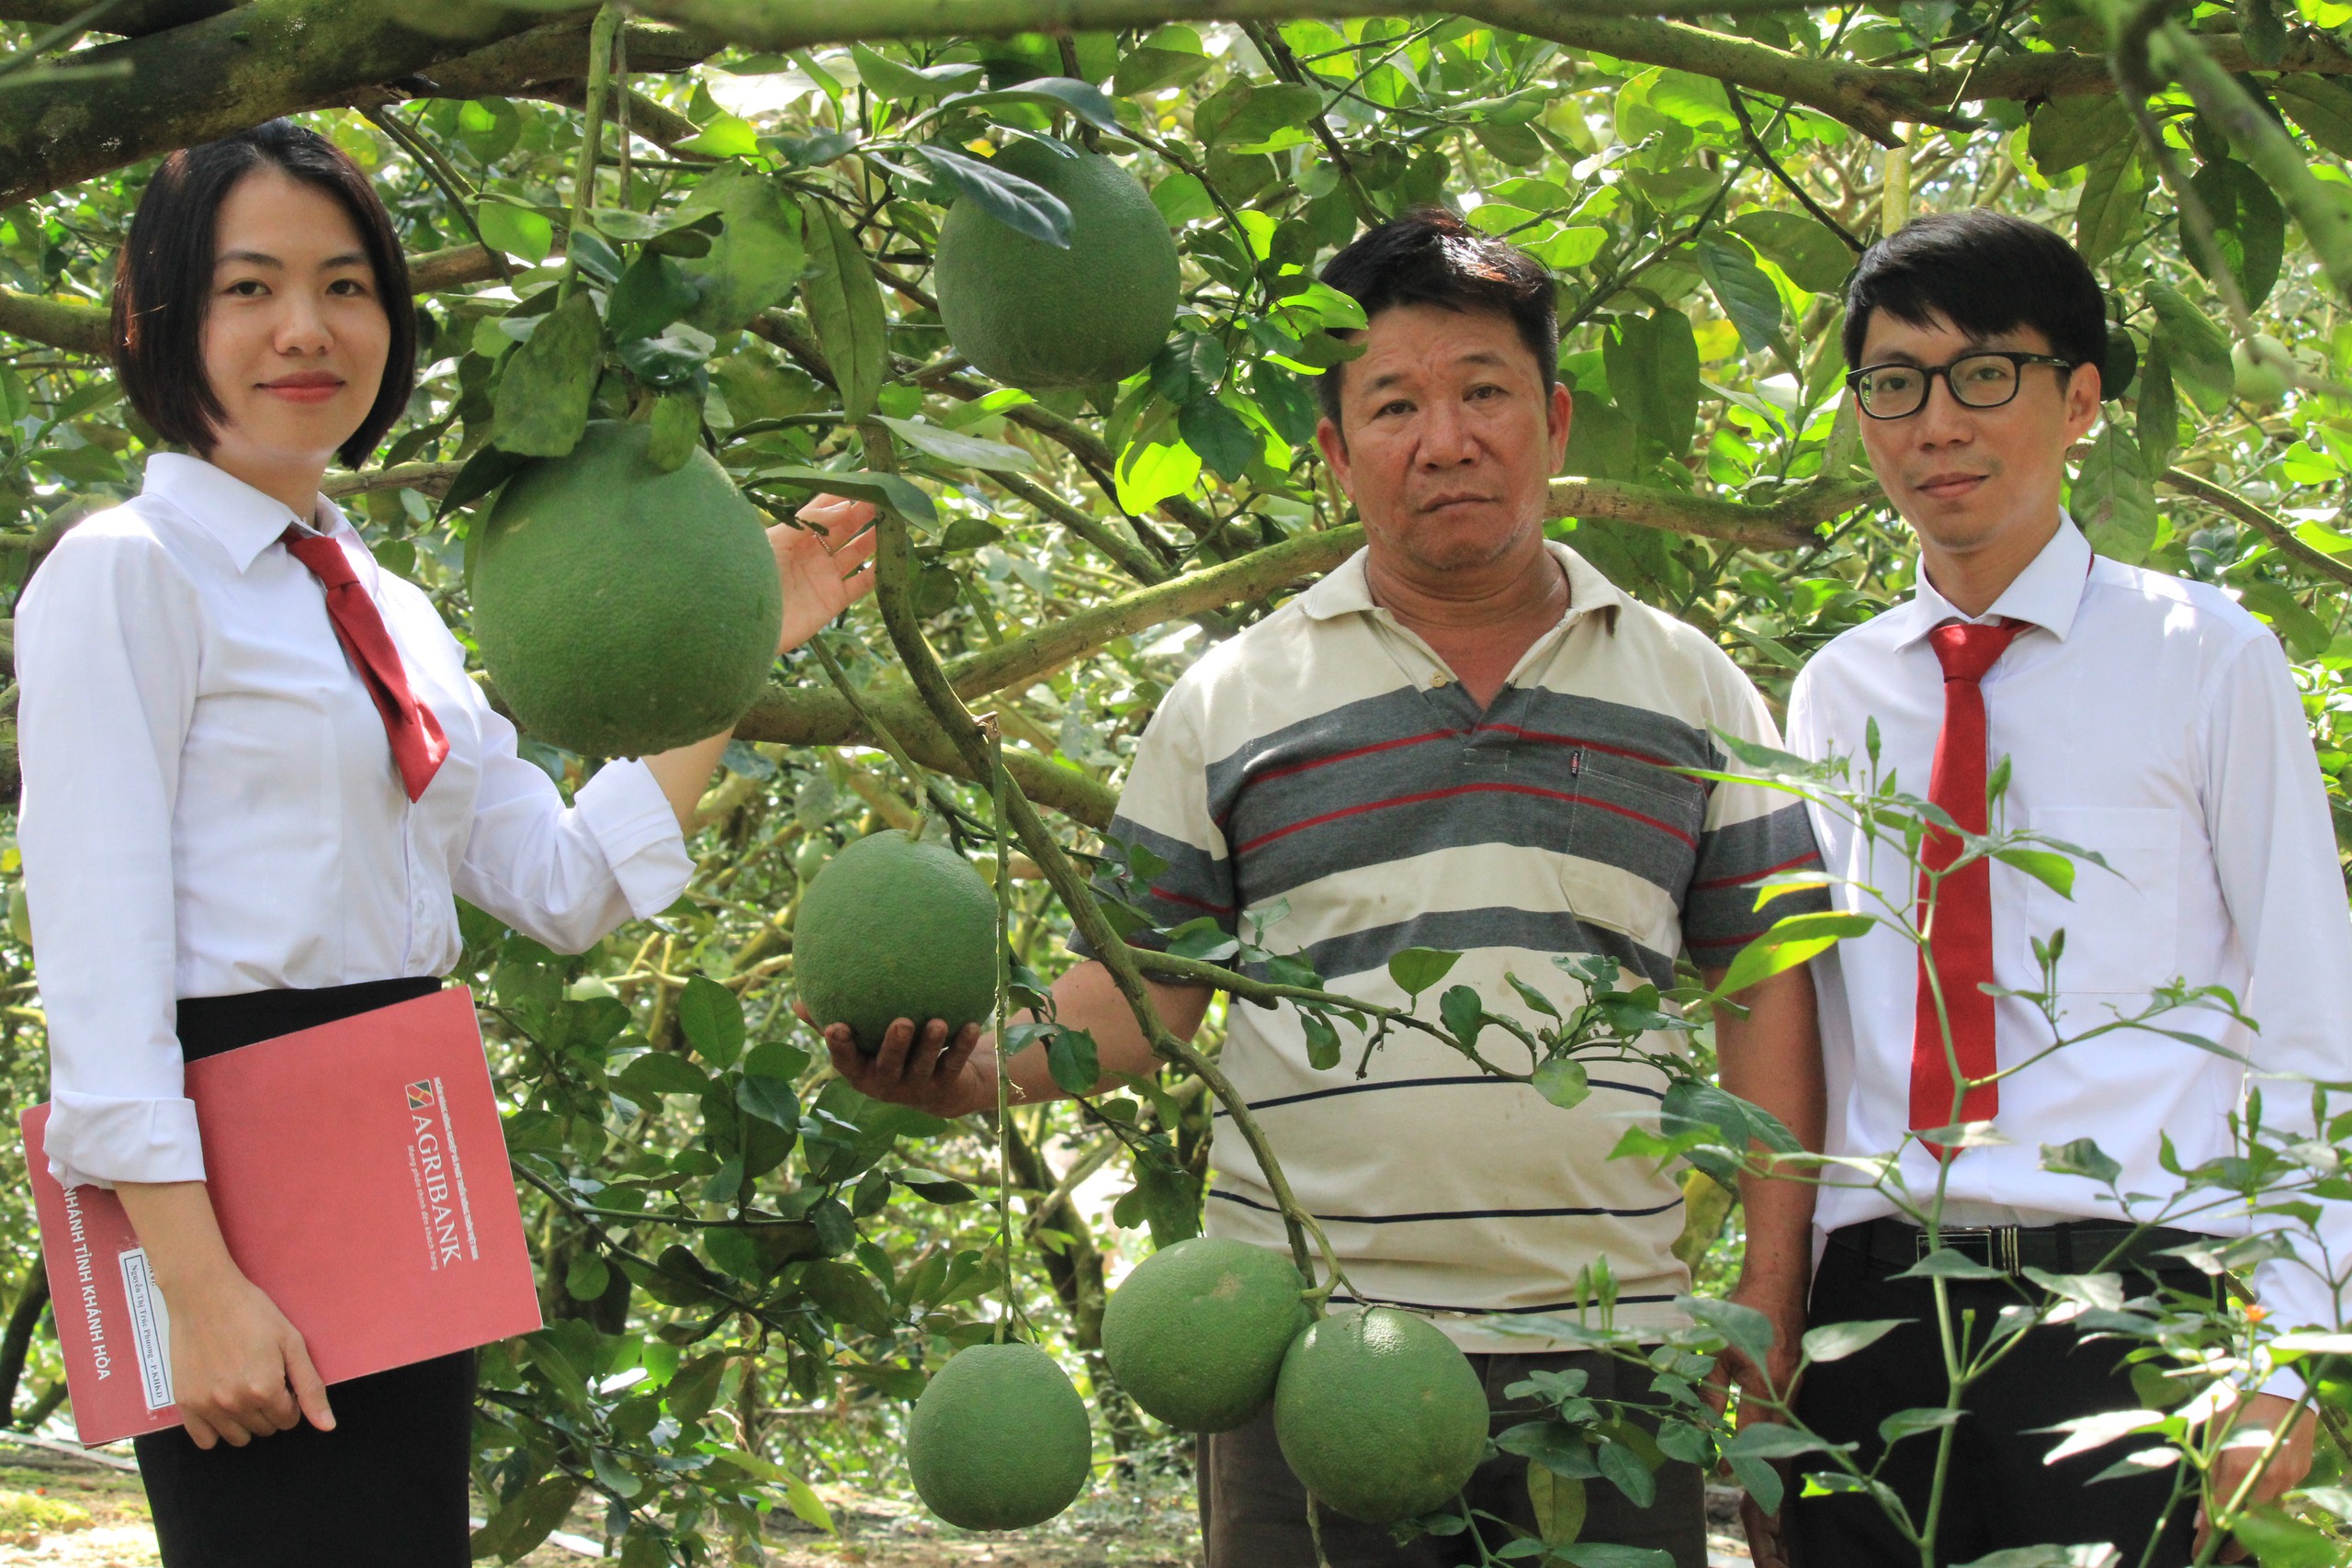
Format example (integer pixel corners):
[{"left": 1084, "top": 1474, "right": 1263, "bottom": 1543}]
[{"left": 0, "top": 1438, "right": 1749, "bottom": 1566}]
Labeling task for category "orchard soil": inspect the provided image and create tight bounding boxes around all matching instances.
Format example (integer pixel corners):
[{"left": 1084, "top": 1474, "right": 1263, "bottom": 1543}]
[{"left": 0, "top": 1438, "right": 1752, "bottom": 1564}]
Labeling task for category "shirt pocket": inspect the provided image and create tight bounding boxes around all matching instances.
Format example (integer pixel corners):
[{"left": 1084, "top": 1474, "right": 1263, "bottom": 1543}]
[{"left": 2023, "top": 806, "right": 2181, "bottom": 996}]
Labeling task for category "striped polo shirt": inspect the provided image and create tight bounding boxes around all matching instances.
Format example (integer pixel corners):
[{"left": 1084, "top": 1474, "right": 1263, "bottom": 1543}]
[{"left": 1090, "top": 542, "right": 1825, "bottom": 1348}]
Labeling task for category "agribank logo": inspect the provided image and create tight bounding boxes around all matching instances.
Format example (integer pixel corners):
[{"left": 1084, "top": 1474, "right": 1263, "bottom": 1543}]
[{"left": 403, "top": 1077, "right": 482, "bottom": 1271}]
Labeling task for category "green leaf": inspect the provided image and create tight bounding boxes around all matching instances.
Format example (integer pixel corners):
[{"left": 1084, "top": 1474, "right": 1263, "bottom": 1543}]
[
  {"left": 1801, "top": 1317, "right": 1907, "bottom": 1362},
  {"left": 1114, "top": 28, "right": 1213, "bottom": 97},
  {"left": 798, "top": 197, "right": 888, "bottom": 419},
  {"left": 2040, "top": 1137, "right": 2123, "bottom": 1183},
  {"left": 910, "top": 143, "right": 1072, "bottom": 249},
  {"left": 2222, "top": 1506, "right": 2339, "bottom": 1568},
  {"left": 737, "top": 1073, "right": 800, "bottom": 1129},
  {"left": 1200, "top": 81, "right": 1325, "bottom": 151},
  {"left": 675, "top": 113, "right": 762, "bottom": 159},
  {"left": 563, "top": 1251, "right": 610, "bottom": 1301},
  {"left": 673, "top": 168, "right": 804, "bottom": 333},
  {"left": 1302, "top": 1010, "right": 1342, "bottom": 1070},
  {"left": 2073, "top": 138, "right": 2146, "bottom": 269},
  {"left": 1724, "top": 1422, "right": 1838, "bottom": 1460},
  {"left": 2186, "top": 158, "right": 2287, "bottom": 310},
  {"left": 1684, "top": 1295, "right": 1776, "bottom": 1372},
  {"left": 1527, "top": 1466, "right": 1587, "bottom": 1547},
  {"left": 2028, "top": 95, "right": 2132, "bottom": 179},
  {"left": 1729, "top": 209, "right": 1855, "bottom": 294},
  {"left": 476, "top": 200, "right": 553, "bottom": 263},
  {"left": 1388, "top": 947, "right": 1463, "bottom": 997},
  {"left": 469, "top": 1475, "right": 582, "bottom": 1562},
  {"left": 617, "top": 1050, "right": 710, "bottom": 1100},
  {"left": 874, "top": 414, "right": 1035, "bottom": 472},
  {"left": 2137, "top": 333, "right": 2177, "bottom": 475},
  {"left": 1695, "top": 231, "right": 1782, "bottom": 353},
  {"left": 2069, "top": 421, "right": 2156, "bottom": 566},
  {"left": 1891, "top": 1247, "right": 2011, "bottom": 1280},
  {"left": 1439, "top": 983, "right": 1486, "bottom": 1043},
  {"left": 645, "top": 387, "right": 703, "bottom": 471},
  {"left": 678, "top": 976, "right": 746, "bottom": 1066},
  {"left": 1560, "top": 1546, "right": 1674, "bottom": 1568},
  {"left": 2273, "top": 77, "right": 2352, "bottom": 158},
  {"left": 944, "top": 77, "right": 1126, "bottom": 138},
  {"left": 1046, "top": 1027, "right": 1101, "bottom": 1096},
  {"left": 2144, "top": 282, "right": 2233, "bottom": 413},
  {"left": 802, "top": 1259, "right": 895, "bottom": 1335},
  {"left": 755, "top": 465, "right": 937, "bottom": 527},
  {"left": 1533, "top": 1056, "right": 1591, "bottom": 1111},
  {"left": 492, "top": 290, "right": 602, "bottom": 458},
  {"left": 1990, "top": 846, "right": 2075, "bottom": 899},
  {"left": 2236, "top": 580, "right": 2335, "bottom": 660},
  {"left": 850, "top": 42, "right": 957, "bottom": 103},
  {"left": 1716, "top": 911, "right": 1874, "bottom": 996},
  {"left": 1151, "top": 332, "right": 1227, "bottom": 404},
  {"left": 1604, "top": 311, "right": 1702, "bottom": 465},
  {"left": 605, "top": 250, "right": 704, "bottom": 343},
  {"left": 1179, "top": 395, "right": 1259, "bottom": 483}
]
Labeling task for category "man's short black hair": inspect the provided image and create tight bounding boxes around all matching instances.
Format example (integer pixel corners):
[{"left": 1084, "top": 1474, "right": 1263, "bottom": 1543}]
[
  {"left": 111, "top": 119, "right": 415, "bottom": 470},
  {"left": 1315, "top": 206, "right": 1558, "bottom": 428},
  {"left": 1842, "top": 210, "right": 2108, "bottom": 394}
]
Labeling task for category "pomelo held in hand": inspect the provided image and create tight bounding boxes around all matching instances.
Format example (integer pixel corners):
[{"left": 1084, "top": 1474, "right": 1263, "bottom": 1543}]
[
  {"left": 793, "top": 829, "right": 998, "bottom": 1053},
  {"left": 471, "top": 421, "right": 782, "bottom": 757},
  {"left": 1102, "top": 1237, "right": 1308, "bottom": 1433},
  {"left": 933, "top": 141, "right": 1181, "bottom": 389},
  {"left": 907, "top": 1341, "right": 1092, "bottom": 1530},
  {"left": 1272, "top": 1306, "right": 1488, "bottom": 1526}
]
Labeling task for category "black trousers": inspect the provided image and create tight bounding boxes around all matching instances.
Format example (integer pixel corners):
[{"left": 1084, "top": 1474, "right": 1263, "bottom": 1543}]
[
  {"left": 1789, "top": 1227, "right": 2203, "bottom": 1567},
  {"left": 132, "top": 976, "right": 477, "bottom": 1568},
  {"left": 1197, "top": 1348, "right": 1708, "bottom": 1567}
]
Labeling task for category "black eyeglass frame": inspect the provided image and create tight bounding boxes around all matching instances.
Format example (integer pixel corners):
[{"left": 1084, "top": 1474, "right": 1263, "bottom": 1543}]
[{"left": 1844, "top": 351, "right": 2081, "bottom": 420}]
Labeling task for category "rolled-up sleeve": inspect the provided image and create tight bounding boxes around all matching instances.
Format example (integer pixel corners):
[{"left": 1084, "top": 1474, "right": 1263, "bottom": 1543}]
[
  {"left": 18, "top": 525, "right": 205, "bottom": 1190},
  {"left": 2199, "top": 632, "right": 2352, "bottom": 1343},
  {"left": 451, "top": 691, "right": 693, "bottom": 954}
]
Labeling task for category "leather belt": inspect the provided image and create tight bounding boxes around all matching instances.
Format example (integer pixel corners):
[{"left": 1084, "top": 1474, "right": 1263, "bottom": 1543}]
[{"left": 1830, "top": 1217, "right": 2218, "bottom": 1280}]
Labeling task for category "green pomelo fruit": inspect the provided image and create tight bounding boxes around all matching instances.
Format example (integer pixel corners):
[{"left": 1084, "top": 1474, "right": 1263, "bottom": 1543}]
[
  {"left": 906, "top": 1341, "right": 1092, "bottom": 1530},
  {"left": 792, "top": 829, "right": 999, "bottom": 1053},
  {"left": 1102, "top": 1237, "right": 1308, "bottom": 1433},
  {"left": 933, "top": 142, "right": 1181, "bottom": 389},
  {"left": 472, "top": 421, "right": 781, "bottom": 757},
  {"left": 2233, "top": 333, "right": 2291, "bottom": 405},
  {"left": 1272, "top": 1306, "right": 1488, "bottom": 1525}
]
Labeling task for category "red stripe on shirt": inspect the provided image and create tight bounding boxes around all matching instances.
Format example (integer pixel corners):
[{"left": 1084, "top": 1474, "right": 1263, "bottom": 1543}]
[
  {"left": 1149, "top": 886, "right": 1236, "bottom": 917},
  {"left": 1231, "top": 781, "right": 1699, "bottom": 856},
  {"left": 1689, "top": 849, "right": 1824, "bottom": 892},
  {"left": 1472, "top": 724, "right": 1685, "bottom": 773},
  {"left": 1239, "top": 728, "right": 1465, "bottom": 791}
]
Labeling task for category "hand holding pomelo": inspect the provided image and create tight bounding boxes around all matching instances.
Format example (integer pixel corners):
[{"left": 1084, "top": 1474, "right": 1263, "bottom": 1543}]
[{"left": 792, "top": 830, "right": 1000, "bottom": 1054}]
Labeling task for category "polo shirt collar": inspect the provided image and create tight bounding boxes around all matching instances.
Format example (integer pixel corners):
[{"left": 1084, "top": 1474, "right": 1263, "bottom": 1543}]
[
  {"left": 1892, "top": 512, "right": 2093, "bottom": 649},
  {"left": 1300, "top": 539, "right": 1629, "bottom": 628},
  {"left": 141, "top": 452, "right": 349, "bottom": 573}
]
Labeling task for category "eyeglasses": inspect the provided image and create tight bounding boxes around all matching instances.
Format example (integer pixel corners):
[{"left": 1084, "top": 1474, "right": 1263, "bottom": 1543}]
[{"left": 1846, "top": 351, "right": 2080, "bottom": 420}]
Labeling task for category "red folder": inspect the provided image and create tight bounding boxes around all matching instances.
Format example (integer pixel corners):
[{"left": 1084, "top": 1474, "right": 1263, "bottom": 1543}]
[{"left": 20, "top": 986, "right": 543, "bottom": 1445}]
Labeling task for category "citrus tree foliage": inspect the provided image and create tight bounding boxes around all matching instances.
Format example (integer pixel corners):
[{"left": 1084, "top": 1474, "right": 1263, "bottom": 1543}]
[{"left": 4, "top": 0, "right": 2352, "bottom": 1559}]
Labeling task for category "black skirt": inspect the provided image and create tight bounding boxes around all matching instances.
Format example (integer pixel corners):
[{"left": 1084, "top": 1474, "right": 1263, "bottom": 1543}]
[{"left": 132, "top": 976, "right": 477, "bottom": 1568}]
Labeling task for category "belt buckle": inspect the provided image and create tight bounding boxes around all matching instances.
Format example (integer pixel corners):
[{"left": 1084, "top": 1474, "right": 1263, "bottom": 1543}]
[{"left": 1917, "top": 1224, "right": 2023, "bottom": 1274}]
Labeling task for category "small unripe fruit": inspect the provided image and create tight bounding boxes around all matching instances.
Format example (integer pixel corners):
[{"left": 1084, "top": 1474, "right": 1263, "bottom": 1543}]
[{"left": 2233, "top": 334, "right": 2291, "bottom": 405}]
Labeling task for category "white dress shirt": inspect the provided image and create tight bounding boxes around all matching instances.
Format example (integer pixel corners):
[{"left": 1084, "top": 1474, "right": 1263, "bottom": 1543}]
[
  {"left": 17, "top": 455, "right": 695, "bottom": 1190},
  {"left": 1787, "top": 516, "right": 2352, "bottom": 1333}
]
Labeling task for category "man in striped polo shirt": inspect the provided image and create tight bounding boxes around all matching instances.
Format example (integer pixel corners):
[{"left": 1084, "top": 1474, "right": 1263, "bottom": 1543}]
[{"left": 823, "top": 209, "right": 1827, "bottom": 1566}]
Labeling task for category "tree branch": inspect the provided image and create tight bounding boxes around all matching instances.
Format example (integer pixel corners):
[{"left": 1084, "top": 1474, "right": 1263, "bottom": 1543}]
[
  {"left": 0, "top": 0, "right": 231, "bottom": 35},
  {"left": 624, "top": 0, "right": 2350, "bottom": 145},
  {"left": 0, "top": 0, "right": 545, "bottom": 208}
]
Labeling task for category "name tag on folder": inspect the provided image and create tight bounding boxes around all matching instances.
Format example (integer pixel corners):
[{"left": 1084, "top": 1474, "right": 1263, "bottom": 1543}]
[{"left": 19, "top": 986, "right": 544, "bottom": 1445}]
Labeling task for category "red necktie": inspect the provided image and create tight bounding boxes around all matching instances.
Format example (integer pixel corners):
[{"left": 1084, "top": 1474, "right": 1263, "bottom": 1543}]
[
  {"left": 280, "top": 526, "right": 448, "bottom": 802},
  {"left": 1910, "top": 618, "right": 2023, "bottom": 1158}
]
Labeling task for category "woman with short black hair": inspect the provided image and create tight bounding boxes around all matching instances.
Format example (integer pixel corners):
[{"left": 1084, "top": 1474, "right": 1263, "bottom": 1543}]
[{"left": 17, "top": 118, "right": 874, "bottom": 1563}]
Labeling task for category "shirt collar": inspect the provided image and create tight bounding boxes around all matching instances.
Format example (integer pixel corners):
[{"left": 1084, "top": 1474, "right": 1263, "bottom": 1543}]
[
  {"left": 141, "top": 453, "right": 352, "bottom": 573},
  {"left": 1892, "top": 513, "right": 2094, "bottom": 649},
  {"left": 1300, "top": 539, "right": 1630, "bottom": 630}
]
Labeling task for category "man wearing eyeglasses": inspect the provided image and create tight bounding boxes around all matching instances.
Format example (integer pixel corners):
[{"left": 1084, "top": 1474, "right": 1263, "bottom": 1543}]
[{"left": 1765, "top": 210, "right": 2348, "bottom": 1565}]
